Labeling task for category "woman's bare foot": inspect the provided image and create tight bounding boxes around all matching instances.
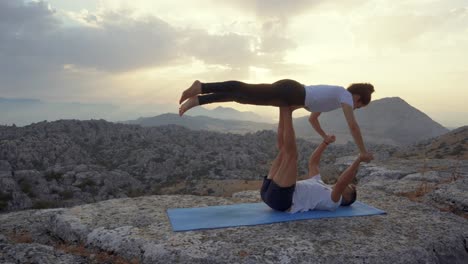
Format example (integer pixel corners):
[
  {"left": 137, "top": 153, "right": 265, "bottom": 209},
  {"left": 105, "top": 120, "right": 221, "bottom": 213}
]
[
  {"left": 179, "top": 80, "right": 202, "bottom": 104},
  {"left": 179, "top": 96, "right": 200, "bottom": 116}
]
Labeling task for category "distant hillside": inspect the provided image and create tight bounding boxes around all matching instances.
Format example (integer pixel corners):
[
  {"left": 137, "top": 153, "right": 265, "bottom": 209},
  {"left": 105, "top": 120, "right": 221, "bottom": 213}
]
[
  {"left": 4, "top": 96, "right": 451, "bottom": 146},
  {"left": 0, "top": 98, "right": 41, "bottom": 104},
  {"left": 293, "top": 97, "right": 449, "bottom": 145},
  {"left": 128, "top": 97, "right": 449, "bottom": 145},
  {"left": 187, "top": 106, "right": 268, "bottom": 123},
  {"left": 0, "top": 97, "right": 271, "bottom": 126},
  {"left": 125, "top": 113, "right": 275, "bottom": 134},
  {"left": 395, "top": 126, "right": 468, "bottom": 159},
  {"left": 0, "top": 97, "right": 118, "bottom": 126}
]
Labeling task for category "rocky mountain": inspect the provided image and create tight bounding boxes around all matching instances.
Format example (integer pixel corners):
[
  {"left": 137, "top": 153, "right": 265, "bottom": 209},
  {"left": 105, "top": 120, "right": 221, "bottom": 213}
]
[
  {"left": 395, "top": 126, "right": 468, "bottom": 159},
  {"left": 293, "top": 97, "right": 450, "bottom": 145},
  {"left": 124, "top": 113, "right": 275, "bottom": 134},
  {"left": 129, "top": 97, "right": 450, "bottom": 146},
  {"left": 1, "top": 119, "right": 379, "bottom": 212}
]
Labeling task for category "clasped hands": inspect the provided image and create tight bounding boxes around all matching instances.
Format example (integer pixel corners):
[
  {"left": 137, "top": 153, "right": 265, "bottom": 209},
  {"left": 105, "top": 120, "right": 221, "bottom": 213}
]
[{"left": 323, "top": 134, "right": 374, "bottom": 162}]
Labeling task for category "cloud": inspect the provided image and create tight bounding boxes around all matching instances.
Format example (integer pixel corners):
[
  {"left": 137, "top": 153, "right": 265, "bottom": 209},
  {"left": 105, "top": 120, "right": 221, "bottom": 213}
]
[
  {"left": 208, "top": 0, "right": 323, "bottom": 19},
  {"left": 349, "top": 2, "right": 468, "bottom": 50},
  {"left": 207, "top": 0, "right": 373, "bottom": 19},
  {"left": 1, "top": 1, "right": 292, "bottom": 74},
  {"left": 0, "top": 0, "right": 276, "bottom": 100},
  {"left": 258, "top": 19, "right": 297, "bottom": 54},
  {"left": 198, "top": 1, "right": 370, "bottom": 60},
  {"left": 0, "top": 0, "right": 58, "bottom": 33},
  {"left": 352, "top": 14, "right": 439, "bottom": 49},
  {"left": 0, "top": 4, "right": 183, "bottom": 73},
  {"left": 54, "top": 12, "right": 181, "bottom": 72},
  {"left": 181, "top": 31, "right": 259, "bottom": 67}
]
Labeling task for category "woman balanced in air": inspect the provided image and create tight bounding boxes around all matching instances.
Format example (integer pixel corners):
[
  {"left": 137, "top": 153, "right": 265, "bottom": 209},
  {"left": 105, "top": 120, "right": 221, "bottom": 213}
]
[{"left": 178, "top": 79, "right": 374, "bottom": 157}]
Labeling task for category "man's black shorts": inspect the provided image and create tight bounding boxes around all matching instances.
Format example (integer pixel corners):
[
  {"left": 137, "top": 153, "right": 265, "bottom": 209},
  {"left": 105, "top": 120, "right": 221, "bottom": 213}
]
[{"left": 260, "top": 176, "right": 295, "bottom": 212}]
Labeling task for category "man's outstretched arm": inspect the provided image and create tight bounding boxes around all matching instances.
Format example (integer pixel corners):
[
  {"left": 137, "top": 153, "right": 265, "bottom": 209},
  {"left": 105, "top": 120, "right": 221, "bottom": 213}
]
[
  {"left": 331, "top": 157, "right": 361, "bottom": 202},
  {"left": 331, "top": 153, "right": 373, "bottom": 202},
  {"left": 308, "top": 136, "right": 336, "bottom": 175}
]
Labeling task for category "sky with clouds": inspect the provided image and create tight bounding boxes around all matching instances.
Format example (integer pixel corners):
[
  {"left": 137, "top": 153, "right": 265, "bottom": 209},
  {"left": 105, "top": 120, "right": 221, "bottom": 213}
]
[{"left": 1, "top": 0, "right": 467, "bottom": 127}]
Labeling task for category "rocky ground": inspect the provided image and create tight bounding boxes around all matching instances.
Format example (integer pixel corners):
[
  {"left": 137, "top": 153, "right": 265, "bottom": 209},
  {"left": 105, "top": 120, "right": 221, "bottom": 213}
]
[
  {"left": 0, "top": 120, "right": 467, "bottom": 263},
  {"left": 0, "top": 157, "right": 467, "bottom": 263}
]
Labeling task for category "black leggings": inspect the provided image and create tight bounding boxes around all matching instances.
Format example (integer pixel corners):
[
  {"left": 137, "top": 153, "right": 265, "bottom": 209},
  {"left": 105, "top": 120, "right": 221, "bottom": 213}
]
[{"left": 197, "top": 79, "right": 305, "bottom": 107}]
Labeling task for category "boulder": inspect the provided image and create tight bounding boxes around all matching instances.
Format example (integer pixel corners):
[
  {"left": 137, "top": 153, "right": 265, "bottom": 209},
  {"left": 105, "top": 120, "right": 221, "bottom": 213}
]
[
  {"left": 0, "top": 160, "right": 11, "bottom": 171},
  {"left": 429, "top": 176, "right": 468, "bottom": 213},
  {"left": 0, "top": 243, "right": 86, "bottom": 264}
]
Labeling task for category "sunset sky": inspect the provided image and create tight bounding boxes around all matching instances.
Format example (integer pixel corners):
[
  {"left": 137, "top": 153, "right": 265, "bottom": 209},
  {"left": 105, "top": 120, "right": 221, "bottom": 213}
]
[{"left": 1, "top": 0, "right": 467, "bottom": 127}]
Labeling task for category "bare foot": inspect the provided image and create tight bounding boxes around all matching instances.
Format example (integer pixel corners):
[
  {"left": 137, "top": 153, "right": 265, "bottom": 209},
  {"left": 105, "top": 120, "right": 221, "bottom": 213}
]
[
  {"left": 179, "top": 80, "right": 202, "bottom": 104},
  {"left": 179, "top": 96, "right": 200, "bottom": 116}
]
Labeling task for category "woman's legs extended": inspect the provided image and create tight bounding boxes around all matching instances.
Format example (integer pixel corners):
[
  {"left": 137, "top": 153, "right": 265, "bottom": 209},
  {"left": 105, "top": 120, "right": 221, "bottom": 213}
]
[
  {"left": 199, "top": 79, "right": 305, "bottom": 106},
  {"left": 178, "top": 79, "right": 305, "bottom": 116}
]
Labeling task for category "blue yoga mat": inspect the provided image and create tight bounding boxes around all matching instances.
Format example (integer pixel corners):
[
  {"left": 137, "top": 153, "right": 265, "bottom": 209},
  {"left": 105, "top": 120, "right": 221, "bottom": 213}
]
[{"left": 167, "top": 201, "right": 385, "bottom": 232}]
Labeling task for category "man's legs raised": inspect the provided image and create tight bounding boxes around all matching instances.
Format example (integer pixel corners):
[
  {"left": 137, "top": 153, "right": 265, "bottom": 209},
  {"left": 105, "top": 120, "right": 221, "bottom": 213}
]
[
  {"left": 267, "top": 107, "right": 286, "bottom": 179},
  {"left": 270, "top": 107, "right": 298, "bottom": 188}
]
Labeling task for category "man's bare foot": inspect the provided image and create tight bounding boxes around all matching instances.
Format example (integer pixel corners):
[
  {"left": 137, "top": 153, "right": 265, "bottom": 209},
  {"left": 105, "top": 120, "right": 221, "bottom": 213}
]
[
  {"left": 179, "top": 80, "right": 202, "bottom": 104},
  {"left": 179, "top": 96, "right": 200, "bottom": 116}
]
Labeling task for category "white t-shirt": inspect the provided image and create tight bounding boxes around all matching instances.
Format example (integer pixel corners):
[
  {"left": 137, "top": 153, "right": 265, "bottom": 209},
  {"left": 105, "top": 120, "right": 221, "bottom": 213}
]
[
  {"left": 303, "top": 85, "right": 354, "bottom": 112},
  {"left": 289, "top": 174, "right": 341, "bottom": 213}
]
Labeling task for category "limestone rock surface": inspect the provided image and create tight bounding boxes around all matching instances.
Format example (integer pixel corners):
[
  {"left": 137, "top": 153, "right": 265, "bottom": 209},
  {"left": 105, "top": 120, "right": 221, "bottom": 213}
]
[{"left": 1, "top": 189, "right": 467, "bottom": 264}]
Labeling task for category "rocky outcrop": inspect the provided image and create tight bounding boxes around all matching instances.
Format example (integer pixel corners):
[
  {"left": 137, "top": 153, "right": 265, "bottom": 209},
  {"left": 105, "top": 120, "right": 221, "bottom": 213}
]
[
  {"left": 0, "top": 242, "right": 86, "bottom": 264},
  {"left": 321, "top": 157, "right": 468, "bottom": 218},
  {"left": 395, "top": 126, "right": 468, "bottom": 159},
  {"left": 0, "top": 150, "right": 467, "bottom": 263},
  {"left": 0, "top": 187, "right": 467, "bottom": 264}
]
